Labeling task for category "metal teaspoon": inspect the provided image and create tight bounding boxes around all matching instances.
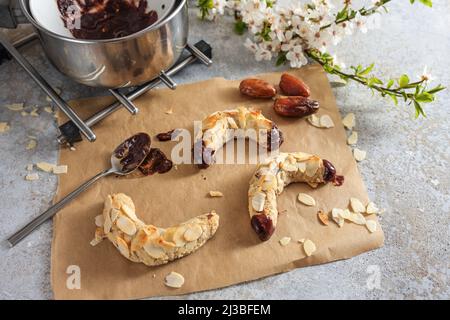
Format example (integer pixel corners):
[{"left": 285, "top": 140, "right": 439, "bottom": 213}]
[{"left": 7, "top": 132, "right": 152, "bottom": 247}]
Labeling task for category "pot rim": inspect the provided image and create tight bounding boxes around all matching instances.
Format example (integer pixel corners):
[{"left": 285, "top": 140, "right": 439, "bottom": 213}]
[{"left": 19, "top": 0, "right": 187, "bottom": 44}]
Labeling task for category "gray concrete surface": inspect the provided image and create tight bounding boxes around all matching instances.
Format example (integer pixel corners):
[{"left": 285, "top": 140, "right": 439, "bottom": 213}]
[{"left": 0, "top": 2, "right": 449, "bottom": 300}]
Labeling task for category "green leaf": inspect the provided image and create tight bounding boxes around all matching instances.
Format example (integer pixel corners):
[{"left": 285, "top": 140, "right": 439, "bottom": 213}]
[
  {"left": 234, "top": 21, "right": 247, "bottom": 35},
  {"left": 427, "top": 84, "right": 446, "bottom": 94},
  {"left": 359, "top": 63, "right": 375, "bottom": 76},
  {"left": 419, "top": 0, "right": 433, "bottom": 7},
  {"left": 415, "top": 92, "right": 434, "bottom": 103},
  {"left": 414, "top": 101, "right": 426, "bottom": 118},
  {"left": 387, "top": 79, "right": 394, "bottom": 89},
  {"left": 368, "top": 77, "right": 383, "bottom": 87},
  {"left": 276, "top": 52, "right": 287, "bottom": 66},
  {"left": 398, "top": 74, "right": 410, "bottom": 88},
  {"left": 388, "top": 94, "right": 398, "bottom": 106}
]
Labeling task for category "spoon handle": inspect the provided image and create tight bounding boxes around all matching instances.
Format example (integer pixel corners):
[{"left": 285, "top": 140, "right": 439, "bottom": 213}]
[{"left": 7, "top": 168, "right": 115, "bottom": 247}]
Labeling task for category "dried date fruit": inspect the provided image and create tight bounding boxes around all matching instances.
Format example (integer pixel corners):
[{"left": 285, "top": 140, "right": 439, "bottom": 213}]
[
  {"left": 273, "top": 96, "right": 319, "bottom": 118},
  {"left": 279, "top": 73, "right": 311, "bottom": 97},
  {"left": 251, "top": 214, "right": 274, "bottom": 241},
  {"left": 156, "top": 129, "right": 181, "bottom": 142},
  {"left": 114, "top": 133, "right": 152, "bottom": 172},
  {"left": 239, "top": 79, "right": 277, "bottom": 98},
  {"left": 139, "top": 148, "right": 173, "bottom": 176},
  {"left": 323, "top": 159, "right": 344, "bottom": 186}
]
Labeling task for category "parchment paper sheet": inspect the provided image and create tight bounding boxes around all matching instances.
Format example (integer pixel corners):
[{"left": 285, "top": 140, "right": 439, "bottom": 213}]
[{"left": 52, "top": 65, "right": 384, "bottom": 299}]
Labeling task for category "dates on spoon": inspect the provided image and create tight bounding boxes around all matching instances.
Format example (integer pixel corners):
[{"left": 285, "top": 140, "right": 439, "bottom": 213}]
[{"left": 273, "top": 96, "right": 320, "bottom": 118}]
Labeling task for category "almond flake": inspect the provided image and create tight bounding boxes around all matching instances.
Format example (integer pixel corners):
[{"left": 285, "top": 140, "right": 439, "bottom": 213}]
[
  {"left": 115, "top": 237, "right": 130, "bottom": 258},
  {"left": 307, "top": 114, "right": 321, "bottom": 128},
  {"left": 366, "top": 220, "right": 377, "bottom": 233},
  {"left": 183, "top": 225, "right": 203, "bottom": 242},
  {"left": 279, "top": 237, "right": 291, "bottom": 246},
  {"left": 331, "top": 208, "right": 345, "bottom": 227},
  {"left": 144, "top": 244, "right": 166, "bottom": 259},
  {"left": 297, "top": 238, "right": 305, "bottom": 243},
  {"left": 36, "top": 162, "right": 54, "bottom": 173},
  {"left": 320, "top": 115, "right": 335, "bottom": 128},
  {"left": 116, "top": 216, "right": 137, "bottom": 236},
  {"left": 347, "top": 131, "right": 358, "bottom": 145},
  {"left": 165, "top": 108, "right": 174, "bottom": 115},
  {"left": 342, "top": 113, "right": 355, "bottom": 130},
  {"left": 30, "top": 108, "right": 39, "bottom": 117},
  {"left": 21, "top": 111, "right": 28, "bottom": 117},
  {"left": 353, "top": 148, "right": 367, "bottom": 162},
  {"left": 350, "top": 197, "right": 366, "bottom": 213},
  {"left": 94, "top": 215, "right": 104, "bottom": 227},
  {"left": 317, "top": 211, "right": 329, "bottom": 225},
  {"left": 164, "top": 272, "right": 185, "bottom": 288},
  {"left": 53, "top": 165, "right": 68, "bottom": 174},
  {"left": 303, "top": 239, "right": 316, "bottom": 257},
  {"left": 44, "top": 107, "right": 53, "bottom": 113},
  {"left": 26, "top": 140, "right": 37, "bottom": 150},
  {"left": 0, "top": 122, "right": 10, "bottom": 133},
  {"left": 366, "top": 202, "right": 379, "bottom": 215},
  {"left": 6, "top": 103, "right": 24, "bottom": 111},
  {"left": 348, "top": 212, "right": 367, "bottom": 225},
  {"left": 209, "top": 191, "right": 224, "bottom": 198},
  {"left": 297, "top": 193, "right": 316, "bottom": 206},
  {"left": 25, "top": 173, "right": 39, "bottom": 181},
  {"left": 252, "top": 192, "right": 266, "bottom": 212}
]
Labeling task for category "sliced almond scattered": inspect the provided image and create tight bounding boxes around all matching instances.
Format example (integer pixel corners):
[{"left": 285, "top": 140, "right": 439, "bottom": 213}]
[
  {"left": 317, "top": 211, "right": 329, "bottom": 225},
  {"left": 353, "top": 148, "right": 367, "bottom": 162},
  {"left": 297, "top": 193, "right": 316, "bottom": 206},
  {"left": 26, "top": 140, "right": 37, "bottom": 150},
  {"left": 347, "top": 131, "right": 358, "bottom": 145},
  {"left": 44, "top": 107, "right": 53, "bottom": 113},
  {"left": 307, "top": 114, "right": 321, "bottom": 128},
  {"left": 164, "top": 271, "right": 185, "bottom": 288},
  {"left": 350, "top": 197, "right": 366, "bottom": 213},
  {"left": 36, "top": 162, "right": 54, "bottom": 173},
  {"left": 6, "top": 103, "right": 24, "bottom": 111},
  {"left": 209, "top": 191, "right": 224, "bottom": 198},
  {"left": 0, "top": 122, "right": 10, "bottom": 133},
  {"left": 366, "top": 220, "right": 377, "bottom": 233},
  {"left": 165, "top": 108, "right": 174, "bottom": 115},
  {"left": 320, "top": 115, "right": 335, "bottom": 128},
  {"left": 297, "top": 238, "right": 305, "bottom": 243},
  {"left": 342, "top": 113, "right": 355, "bottom": 130},
  {"left": 279, "top": 237, "right": 291, "bottom": 246},
  {"left": 331, "top": 208, "right": 345, "bottom": 227},
  {"left": 116, "top": 216, "right": 137, "bottom": 236},
  {"left": 303, "top": 239, "right": 316, "bottom": 257},
  {"left": 25, "top": 173, "right": 39, "bottom": 181},
  {"left": 366, "top": 202, "right": 379, "bottom": 215},
  {"left": 183, "top": 225, "right": 203, "bottom": 242},
  {"left": 30, "top": 108, "right": 39, "bottom": 117},
  {"left": 94, "top": 215, "right": 104, "bottom": 227},
  {"left": 348, "top": 212, "right": 367, "bottom": 225},
  {"left": 53, "top": 165, "right": 68, "bottom": 175}
]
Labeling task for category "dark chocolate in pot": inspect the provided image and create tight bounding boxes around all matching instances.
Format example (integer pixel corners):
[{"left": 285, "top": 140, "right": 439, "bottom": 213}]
[
  {"left": 57, "top": 0, "right": 158, "bottom": 40},
  {"left": 113, "top": 133, "right": 151, "bottom": 172}
]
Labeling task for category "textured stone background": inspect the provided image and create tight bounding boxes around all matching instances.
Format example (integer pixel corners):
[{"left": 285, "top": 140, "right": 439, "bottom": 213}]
[{"left": 0, "top": 1, "right": 448, "bottom": 299}]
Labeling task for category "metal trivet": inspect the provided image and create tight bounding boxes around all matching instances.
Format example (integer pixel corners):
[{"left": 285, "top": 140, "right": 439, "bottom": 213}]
[{"left": 0, "top": 33, "right": 212, "bottom": 146}]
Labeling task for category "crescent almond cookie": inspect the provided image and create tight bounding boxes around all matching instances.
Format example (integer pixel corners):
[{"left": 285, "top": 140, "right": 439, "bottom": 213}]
[
  {"left": 248, "top": 152, "right": 344, "bottom": 241},
  {"left": 195, "top": 107, "right": 284, "bottom": 168},
  {"left": 91, "top": 193, "right": 219, "bottom": 266}
]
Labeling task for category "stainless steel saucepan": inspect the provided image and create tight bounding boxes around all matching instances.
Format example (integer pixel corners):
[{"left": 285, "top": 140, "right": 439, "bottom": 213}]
[{"left": 1, "top": 0, "right": 189, "bottom": 88}]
